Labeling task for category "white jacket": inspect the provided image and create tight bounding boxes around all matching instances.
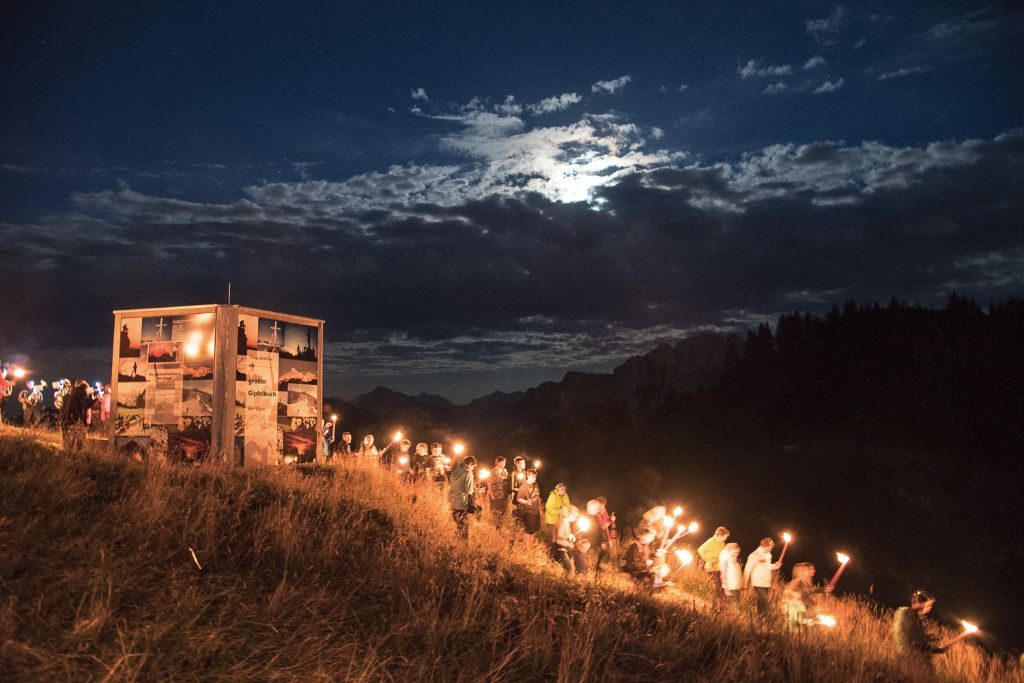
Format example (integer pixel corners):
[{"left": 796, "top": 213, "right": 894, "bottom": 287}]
[
  {"left": 720, "top": 552, "right": 743, "bottom": 591},
  {"left": 743, "top": 546, "right": 779, "bottom": 588}
]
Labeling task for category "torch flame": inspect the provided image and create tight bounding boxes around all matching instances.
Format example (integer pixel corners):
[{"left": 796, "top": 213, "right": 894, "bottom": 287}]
[
  {"left": 394, "top": 431, "right": 402, "bottom": 441},
  {"left": 817, "top": 615, "right": 837, "bottom": 628},
  {"left": 576, "top": 516, "right": 591, "bottom": 532},
  {"left": 398, "top": 455, "right": 408, "bottom": 465},
  {"left": 331, "top": 414, "right": 338, "bottom": 421},
  {"left": 533, "top": 459, "right": 541, "bottom": 468},
  {"left": 479, "top": 468, "right": 490, "bottom": 479},
  {"left": 782, "top": 532, "right": 792, "bottom": 544},
  {"left": 674, "top": 549, "right": 694, "bottom": 566},
  {"left": 837, "top": 552, "right": 850, "bottom": 565},
  {"left": 13, "top": 368, "right": 25, "bottom": 379},
  {"left": 453, "top": 443, "right": 465, "bottom": 455},
  {"left": 672, "top": 506, "right": 683, "bottom": 517},
  {"left": 443, "top": 456, "right": 451, "bottom": 465},
  {"left": 517, "top": 472, "right": 524, "bottom": 480},
  {"left": 688, "top": 521, "right": 699, "bottom": 533},
  {"left": 663, "top": 516, "right": 675, "bottom": 529},
  {"left": 677, "top": 524, "right": 685, "bottom": 534},
  {"left": 962, "top": 620, "right": 979, "bottom": 634}
]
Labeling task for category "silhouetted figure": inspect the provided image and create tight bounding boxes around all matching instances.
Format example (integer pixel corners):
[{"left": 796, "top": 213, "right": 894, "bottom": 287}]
[{"left": 894, "top": 591, "right": 947, "bottom": 663}]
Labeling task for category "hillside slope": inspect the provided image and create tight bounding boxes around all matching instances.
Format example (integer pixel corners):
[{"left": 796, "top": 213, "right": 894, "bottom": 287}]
[{"left": 1, "top": 429, "right": 1015, "bottom": 682}]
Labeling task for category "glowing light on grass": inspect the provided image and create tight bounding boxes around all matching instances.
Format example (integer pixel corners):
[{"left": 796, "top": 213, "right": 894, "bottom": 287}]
[
  {"left": 817, "top": 614, "right": 836, "bottom": 628},
  {"left": 962, "top": 620, "right": 979, "bottom": 634}
]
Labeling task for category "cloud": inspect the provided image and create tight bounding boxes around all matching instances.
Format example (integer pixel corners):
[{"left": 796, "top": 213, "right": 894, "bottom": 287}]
[
  {"left": 877, "top": 66, "right": 932, "bottom": 81},
  {"left": 803, "top": 55, "right": 827, "bottom": 71},
  {"left": 527, "top": 92, "right": 582, "bottom": 115},
  {"left": 591, "top": 75, "right": 632, "bottom": 94},
  {"left": 763, "top": 82, "right": 788, "bottom": 95},
  {"left": 813, "top": 77, "right": 845, "bottom": 94},
  {"left": 3, "top": 119, "right": 1022, "bottom": 398},
  {"left": 410, "top": 87, "right": 429, "bottom": 101},
  {"left": 853, "top": 37, "right": 867, "bottom": 50},
  {"left": 738, "top": 60, "right": 793, "bottom": 79},
  {"left": 806, "top": 6, "right": 846, "bottom": 45}
]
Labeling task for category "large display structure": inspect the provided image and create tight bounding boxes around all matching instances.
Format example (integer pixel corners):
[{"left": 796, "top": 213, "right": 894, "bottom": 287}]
[{"left": 110, "top": 304, "right": 324, "bottom": 466}]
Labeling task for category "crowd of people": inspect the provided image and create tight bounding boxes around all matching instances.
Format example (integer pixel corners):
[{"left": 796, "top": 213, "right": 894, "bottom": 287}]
[
  {"left": 1, "top": 369, "right": 109, "bottom": 451},
  {"left": 320, "top": 415, "right": 967, "bottom": 663}
]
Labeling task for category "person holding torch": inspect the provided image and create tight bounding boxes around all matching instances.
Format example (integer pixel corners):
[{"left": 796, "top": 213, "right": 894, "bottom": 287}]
[
  {"left": 744, "top": 538, "right": 782, "bottom": 618},
  {"left": 893, "top": 591, "right": 959, "bottom": 663}
]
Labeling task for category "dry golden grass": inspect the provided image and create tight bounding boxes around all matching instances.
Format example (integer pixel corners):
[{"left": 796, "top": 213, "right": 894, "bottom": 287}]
[{"left": 0, "top": 426, "right": 1019, "bottom": 682}]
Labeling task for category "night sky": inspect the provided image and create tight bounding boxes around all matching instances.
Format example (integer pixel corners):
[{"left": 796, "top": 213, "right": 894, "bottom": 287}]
[{"left": 1, "top": 1, "right": 1022, "bottom": 401}]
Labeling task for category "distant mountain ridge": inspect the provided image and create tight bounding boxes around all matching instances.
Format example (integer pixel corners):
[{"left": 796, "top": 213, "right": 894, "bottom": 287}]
[{"left": 331, "top": 332, "right": 741, "bottom": 435}]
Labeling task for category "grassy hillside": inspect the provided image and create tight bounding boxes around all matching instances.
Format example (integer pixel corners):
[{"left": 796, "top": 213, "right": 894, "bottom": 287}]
[{"left": 0, "top": 427, "right": 1018, "bottom": 682}]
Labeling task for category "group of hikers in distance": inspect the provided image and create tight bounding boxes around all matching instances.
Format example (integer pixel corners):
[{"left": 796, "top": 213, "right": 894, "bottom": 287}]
[{"left": 321, "top": 419, "right": 973, "bottom": 667}]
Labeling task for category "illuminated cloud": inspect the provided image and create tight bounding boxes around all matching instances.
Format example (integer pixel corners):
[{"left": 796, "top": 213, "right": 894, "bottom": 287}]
[
  {"left": 738, "top": 60, "right": 793, "bottom": 79},
  {"left": 591, "top": 75, "right": 632, "bottom": 94},
  {"left": 878, "top": 66, "right": 932, "bottom": 81},
  {"left": 813, "top": 77, "right": 845, "bottom": 94},
  {"left": 803, "top": 55, "right": 827, "bottom": 70},
  {"left": 527, "top": 92, "right": 583, "bottom": 115},
  {"left": 806, "top": 6, "right": 846, "bottom": 45}
]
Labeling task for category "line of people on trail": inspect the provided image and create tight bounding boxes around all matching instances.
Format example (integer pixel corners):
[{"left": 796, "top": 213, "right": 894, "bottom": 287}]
[{"left": 323, "top": 418, "right": 976, "bottom": 668}]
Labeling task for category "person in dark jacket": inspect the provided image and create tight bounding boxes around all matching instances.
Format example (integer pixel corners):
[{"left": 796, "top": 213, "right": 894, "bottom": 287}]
[
  {"left": 59, "top": 381, "right": 95, "bottom": 452},
  {"left": 514, "top": 468, "right": 542, "bottom": 535},
  {"left": 448, "top": 456, "right": 477, "bottom": 539},
  {"left": 487, "top": 456, "right": 509, "bottom": 522},
  {"left": 335, "top": 432, "right": 354, "bottom": 457},
  {"left": 623, "top": 527, "right": 658, "bottom": 584},
  {"left": 893, "top": 591, "right": 947, "bottom": 661}
]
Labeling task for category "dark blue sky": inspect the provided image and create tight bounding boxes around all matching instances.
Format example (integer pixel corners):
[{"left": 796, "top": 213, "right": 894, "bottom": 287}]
[{"left": 2, "top": 1, "right": 1022, "bottom": 400}]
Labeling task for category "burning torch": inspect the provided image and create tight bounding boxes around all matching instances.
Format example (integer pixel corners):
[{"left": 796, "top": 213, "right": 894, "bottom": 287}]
[{"left": 826, "top": 552, "right": 851, "bottom": 591}]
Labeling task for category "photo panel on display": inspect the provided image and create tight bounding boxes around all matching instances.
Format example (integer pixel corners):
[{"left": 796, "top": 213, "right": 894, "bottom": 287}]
[
  {"left": 182, "top": 362, "right": 213, "bottom": 381},
  {"left": 283, "top": 422, "right": 317, "bottom": 462},
  {"left": 257, "top": 318, "right": 317, "bottom": 361},
  {"left": 115, "top": 414, "right": 151, "bottom": 436},
  {"left": 179, "top": 313, "right": 215, "bottom": 361},
  {"left": 119, "top": 318, "right": 142, "bottom": 358},
  {"left": 237, "top": 314, "right": 259, "bottom": 356},
  {"left": 117, "top": 358, "right": 147, "bottom": 383},
  {"left": 277, "top": 390, "right": 288, "bottom": 416},
  {"left": 286, "top": 384, "right": 317, "bottom": 416},
  {"left": 278, "top": 359, "right": 317, "bottom": 390},
  {"left": 140, "top": 316, "right": 181, "bottom": 344},
  {"left": 147, "top": 341, "right": 181, "bottom": 364},
  {"left": 116, "top": 383, "right": 147, "bottom": 412},
  {"left": 182, "top": 381, "right": 214, "bottom": 416}
]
